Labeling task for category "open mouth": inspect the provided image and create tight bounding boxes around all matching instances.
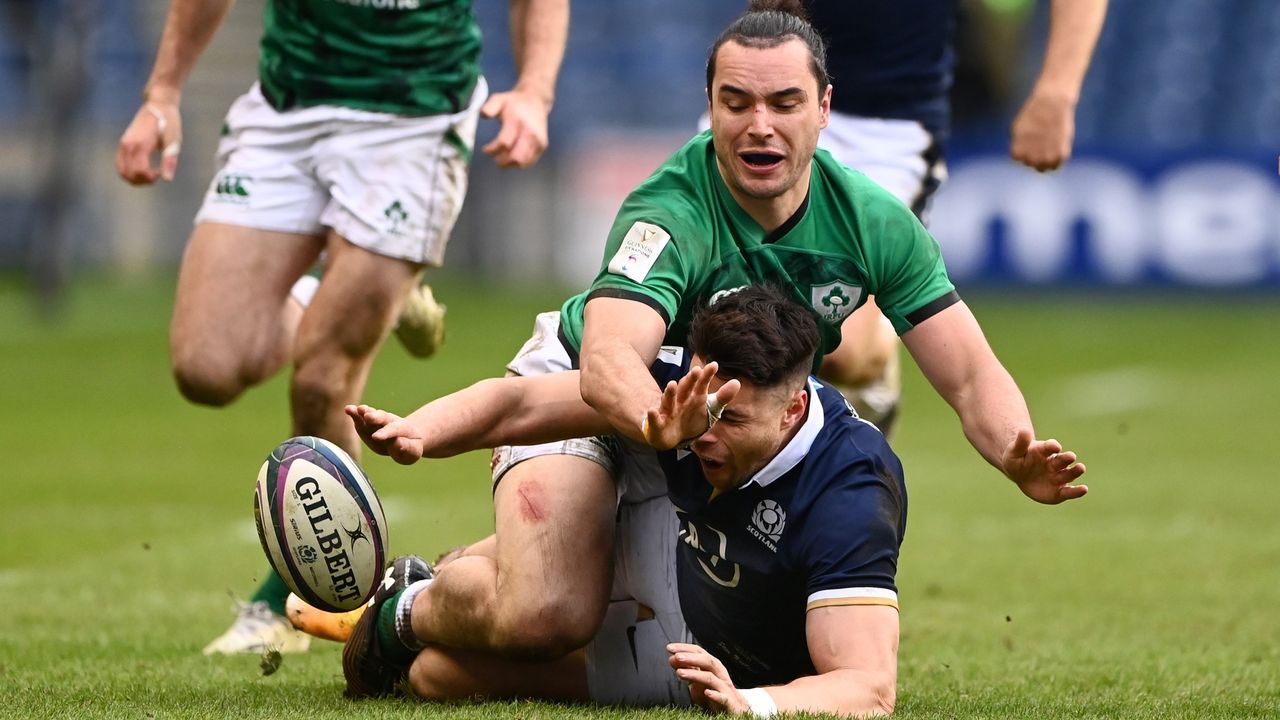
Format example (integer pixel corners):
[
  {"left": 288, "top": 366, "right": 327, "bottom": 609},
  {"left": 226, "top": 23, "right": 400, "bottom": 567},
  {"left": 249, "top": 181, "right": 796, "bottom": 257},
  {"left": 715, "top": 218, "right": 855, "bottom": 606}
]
[
  {"left": 697, "top": 456, "right": 726, "bottom": 473},
  {"left": 739, "top": 151, "right": 784, "bottom": 172}
]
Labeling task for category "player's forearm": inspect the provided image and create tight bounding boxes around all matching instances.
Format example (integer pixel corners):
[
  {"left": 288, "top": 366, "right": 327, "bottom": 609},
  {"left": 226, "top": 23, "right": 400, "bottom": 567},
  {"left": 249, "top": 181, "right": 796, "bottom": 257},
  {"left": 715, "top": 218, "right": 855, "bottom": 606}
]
[
  {"left": 403, "top": 375, "right": 606, "bottom": 457},
  {"left": 1029, "top": 0, "right": 1108, "bottom": 103},
  {"left": 579, "top": 337, "right": 663, "bottom": 443},
  {"left": 902, "top": 303, "right": 1030, "bottom": 478},
  {"left": 954, "top": 363, "right": 1032, "bottom": 476},
  {"left": 756, "top": 668, "right": 896, "bottom": 717},
  {"left": 144, "top": 0, "right": 236, "bottom": 103},
  {"left": 507, "top": 0, "right": 567, "bottom": 109}
]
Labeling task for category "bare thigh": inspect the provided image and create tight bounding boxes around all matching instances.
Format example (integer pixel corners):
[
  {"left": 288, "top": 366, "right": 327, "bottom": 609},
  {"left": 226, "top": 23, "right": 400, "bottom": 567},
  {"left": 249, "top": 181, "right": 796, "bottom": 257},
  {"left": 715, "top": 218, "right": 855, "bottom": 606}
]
[
  {"left": 491, "top": 453, "right": 618, "bottom": 654},
  {"left": 412, "top": 454, "right": 618, "bottom": 660},
  {"left": 169, "top": 222, "right": 323, "bottom": 405},
  {"left": 290, "top": 231, "right": 424, "bottom": 454}
]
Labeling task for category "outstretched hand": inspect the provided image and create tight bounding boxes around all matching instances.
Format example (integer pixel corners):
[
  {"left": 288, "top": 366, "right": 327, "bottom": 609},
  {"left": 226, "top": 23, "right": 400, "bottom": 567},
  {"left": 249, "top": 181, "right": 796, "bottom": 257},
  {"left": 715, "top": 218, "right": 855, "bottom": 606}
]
[
  {"left": 345, "top": 404, "right": 425, "bottom": 465},
  {"left": 642, "top": 362, "right": 740, "bottom": 451},
  {"left": 480, "top": 89, "right": 550, "bottom": 168},
  {"left": 1002, "top": 428, "right": 1087, "bottom": 504}
]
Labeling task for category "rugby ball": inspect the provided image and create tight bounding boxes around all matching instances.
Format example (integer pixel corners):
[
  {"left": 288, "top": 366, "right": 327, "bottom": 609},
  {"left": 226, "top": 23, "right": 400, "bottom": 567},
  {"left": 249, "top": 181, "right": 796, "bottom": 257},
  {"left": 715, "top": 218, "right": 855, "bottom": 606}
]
[{"left": 254, "top": 436, "right": 388, "bottom": 612}]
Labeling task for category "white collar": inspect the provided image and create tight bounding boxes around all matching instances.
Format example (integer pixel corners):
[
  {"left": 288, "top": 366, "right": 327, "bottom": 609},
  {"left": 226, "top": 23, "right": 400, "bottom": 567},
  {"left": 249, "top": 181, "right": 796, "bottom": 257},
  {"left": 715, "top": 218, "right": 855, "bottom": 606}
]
[{"left": 740, "top": 377, "right": 825, "bottom": 489}]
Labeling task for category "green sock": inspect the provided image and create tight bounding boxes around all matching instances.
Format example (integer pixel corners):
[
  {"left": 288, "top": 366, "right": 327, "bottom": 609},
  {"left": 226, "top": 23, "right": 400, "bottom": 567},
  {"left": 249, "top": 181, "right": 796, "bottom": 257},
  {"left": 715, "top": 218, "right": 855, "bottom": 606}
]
[
  {"left": 249, "top": 568, "right": 291, "bottom": 616},
  {"left": 375, "top": 589, "right": 418, "bottom": 665}
]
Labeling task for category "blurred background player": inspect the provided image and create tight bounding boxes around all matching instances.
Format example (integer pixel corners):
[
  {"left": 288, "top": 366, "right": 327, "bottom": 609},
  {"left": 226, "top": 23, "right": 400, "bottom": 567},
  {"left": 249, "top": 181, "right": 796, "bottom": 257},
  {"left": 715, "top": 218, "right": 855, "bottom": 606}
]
[
  {"left": 801, "top": 0, "right": 1108, "bottom": 434},
  {"left": 114, "top": 0, "right": 567, "bottom": 655}
]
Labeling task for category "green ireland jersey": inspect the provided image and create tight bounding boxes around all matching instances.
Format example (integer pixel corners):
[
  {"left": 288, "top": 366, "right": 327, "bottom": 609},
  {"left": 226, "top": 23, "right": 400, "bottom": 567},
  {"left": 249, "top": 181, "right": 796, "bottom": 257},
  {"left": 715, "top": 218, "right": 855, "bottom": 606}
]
[
  {"left": 559, "top": 131, "right": 958, "bottom": 365},
  {"left": 259, "top": 0, "right": 481, "bottom": 116}
]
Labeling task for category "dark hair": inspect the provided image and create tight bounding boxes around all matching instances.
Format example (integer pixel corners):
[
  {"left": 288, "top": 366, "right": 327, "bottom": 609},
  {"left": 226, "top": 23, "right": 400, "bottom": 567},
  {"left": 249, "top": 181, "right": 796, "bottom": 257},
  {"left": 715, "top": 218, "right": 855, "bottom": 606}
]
[
  {"left": 689, "top": 284, "right": 820, "bottom": 390},
  {"left": 706, "top": 0, "right": 830, "bottom": 97}
]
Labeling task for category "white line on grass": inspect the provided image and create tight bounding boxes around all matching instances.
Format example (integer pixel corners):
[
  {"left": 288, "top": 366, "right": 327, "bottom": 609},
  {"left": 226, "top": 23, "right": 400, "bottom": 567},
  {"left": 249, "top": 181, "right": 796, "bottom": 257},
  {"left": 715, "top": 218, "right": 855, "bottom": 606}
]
[{"left": 1052, "top": 366, "right": 1169, "bottom": 417}]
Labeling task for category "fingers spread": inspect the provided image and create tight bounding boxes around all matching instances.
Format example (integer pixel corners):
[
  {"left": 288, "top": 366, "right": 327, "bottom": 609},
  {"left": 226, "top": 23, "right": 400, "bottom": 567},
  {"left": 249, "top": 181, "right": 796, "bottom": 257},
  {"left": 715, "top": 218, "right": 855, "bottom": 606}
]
[
  {"left": 1050, "top": 451, "right": 1077, "bottom": 471},
  {"left": 1059, "top": 482, "right": 1088, "bottom": 500},
  {"left": 714, "top": 378, "right": 740, "bottom": 408}
]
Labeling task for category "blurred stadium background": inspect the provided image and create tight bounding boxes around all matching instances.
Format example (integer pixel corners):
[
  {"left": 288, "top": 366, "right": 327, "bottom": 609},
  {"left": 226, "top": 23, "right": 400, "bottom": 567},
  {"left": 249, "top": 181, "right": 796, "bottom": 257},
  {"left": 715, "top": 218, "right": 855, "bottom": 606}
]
[
  {"left": 4, "top": 0, "right": 1279, "bottom": 295},
  {"left": 3, "top": 1, "right": 1279, "bottom": 718}
]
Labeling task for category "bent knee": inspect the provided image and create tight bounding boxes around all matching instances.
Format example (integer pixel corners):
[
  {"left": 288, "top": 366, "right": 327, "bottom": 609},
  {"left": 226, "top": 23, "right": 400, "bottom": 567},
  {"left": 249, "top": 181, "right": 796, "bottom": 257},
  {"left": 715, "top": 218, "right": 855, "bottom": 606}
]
[
  {"left": 171, "top": 359, "right": 246, "bottom": 407},
  {"left": 406, "top": 648, "right": 475, "bottom": 701},
  {"left": 492, "top": 604, "right": 600, "bottom": 661}
]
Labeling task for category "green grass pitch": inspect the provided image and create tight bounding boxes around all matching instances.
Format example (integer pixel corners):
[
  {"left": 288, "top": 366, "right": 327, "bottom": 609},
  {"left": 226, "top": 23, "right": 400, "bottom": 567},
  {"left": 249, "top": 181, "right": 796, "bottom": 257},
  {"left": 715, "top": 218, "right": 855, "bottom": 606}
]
[{"left": 2, "top": 273, "right": 1278, "bottom": 719}]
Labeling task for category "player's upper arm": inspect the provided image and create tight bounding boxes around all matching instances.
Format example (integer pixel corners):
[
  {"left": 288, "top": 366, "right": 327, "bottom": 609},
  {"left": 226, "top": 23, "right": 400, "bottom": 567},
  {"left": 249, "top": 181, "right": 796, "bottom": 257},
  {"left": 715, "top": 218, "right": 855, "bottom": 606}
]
[
  {"left": 494, "top": 371, "right": 615, "bottom": 445},
  {"left": 900, "top": 299, "right": 1001, "bottom": 402},
  {"left": 578, "top": 296, "right": 669, "bottom": 434},
  {"left": 581, "top": 296, "right": 668, "bottom": 367},
  {"left": 587, "top": 192, "right": 702, "bottom": 323},
  {"left": 799, "top": 603, "right": 899, "bottom": 714},
  {"left": 767, "top": 602, "right": 899, "bottom": 716},
  {"left": 806, "top": 604, "right": 899, "bottom": 677}
]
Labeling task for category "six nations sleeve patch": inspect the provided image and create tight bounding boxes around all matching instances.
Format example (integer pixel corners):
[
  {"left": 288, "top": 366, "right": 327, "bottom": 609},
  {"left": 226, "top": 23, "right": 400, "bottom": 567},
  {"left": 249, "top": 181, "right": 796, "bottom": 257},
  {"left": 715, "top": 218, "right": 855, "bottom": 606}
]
[{"left": 607, "top": 221, "right": 671, "bottom": 283}]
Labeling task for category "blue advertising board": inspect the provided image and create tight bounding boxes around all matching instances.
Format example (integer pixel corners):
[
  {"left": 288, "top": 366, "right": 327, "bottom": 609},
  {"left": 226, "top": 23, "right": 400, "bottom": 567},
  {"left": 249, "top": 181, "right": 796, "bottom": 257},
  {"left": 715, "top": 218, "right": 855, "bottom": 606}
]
[{"left": 930, "top": 152, "right": 1280, "bottom": 287}]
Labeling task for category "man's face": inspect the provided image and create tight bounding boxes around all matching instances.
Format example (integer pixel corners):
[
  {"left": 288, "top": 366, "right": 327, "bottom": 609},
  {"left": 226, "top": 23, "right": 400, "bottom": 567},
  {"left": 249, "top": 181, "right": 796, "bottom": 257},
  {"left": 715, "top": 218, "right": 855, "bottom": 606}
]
[
  {"left": 688, "top": 355, "right": 808, "bottom": 491},
  {"left": 708, "top": 38, "right": 831, "bottom": 206}
]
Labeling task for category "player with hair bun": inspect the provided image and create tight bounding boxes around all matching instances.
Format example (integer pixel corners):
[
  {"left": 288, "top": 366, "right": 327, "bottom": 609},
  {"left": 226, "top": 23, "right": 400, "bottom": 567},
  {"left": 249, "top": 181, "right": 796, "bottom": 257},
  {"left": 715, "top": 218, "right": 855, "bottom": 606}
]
[
  {"left": 306, "top": 285, "right": 905, "bottom": 716},
  {"left": 327, "top": 1, "right": 1085, "bottom": 699}
]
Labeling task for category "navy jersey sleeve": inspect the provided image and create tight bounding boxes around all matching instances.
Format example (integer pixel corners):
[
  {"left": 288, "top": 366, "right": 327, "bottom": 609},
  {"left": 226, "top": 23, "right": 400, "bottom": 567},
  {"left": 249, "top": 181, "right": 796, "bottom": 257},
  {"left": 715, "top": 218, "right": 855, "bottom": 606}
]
[{"left": 795, "top": 460, "right": 907, "bottom": 611}]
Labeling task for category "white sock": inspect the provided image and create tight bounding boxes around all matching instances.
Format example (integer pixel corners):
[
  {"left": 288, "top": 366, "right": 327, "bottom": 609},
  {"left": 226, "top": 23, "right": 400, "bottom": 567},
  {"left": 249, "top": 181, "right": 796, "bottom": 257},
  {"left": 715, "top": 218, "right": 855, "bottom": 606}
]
[
  {"left": 289, "top": 275, "right": 319, "bottom": 308},
  {"left": 394, "top": 578, "right": 433, "bottom": 651}
]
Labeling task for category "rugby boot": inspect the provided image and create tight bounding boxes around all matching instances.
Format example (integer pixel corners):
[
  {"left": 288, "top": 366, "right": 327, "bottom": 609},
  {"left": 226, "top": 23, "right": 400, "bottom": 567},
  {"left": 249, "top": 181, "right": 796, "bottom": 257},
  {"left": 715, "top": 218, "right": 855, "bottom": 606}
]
[
  {"left": 203, "top": 600, "right": 311, "bottom": 655},
  {"left": 393, "top": 285, "right": 447, "bottom": 359},
  {"left": 286, "top": 593, "right": 363, "bottom": 643},
  {"left": 343, "top": 555, "right": 434, "bottom": 698}
]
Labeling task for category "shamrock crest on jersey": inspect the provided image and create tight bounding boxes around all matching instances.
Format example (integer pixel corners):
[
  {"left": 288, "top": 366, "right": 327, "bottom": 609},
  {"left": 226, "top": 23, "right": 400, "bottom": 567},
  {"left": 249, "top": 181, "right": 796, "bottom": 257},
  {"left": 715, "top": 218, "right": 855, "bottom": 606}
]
[
  {"left": 811, "top": 281, "right": 863, "bottom": 323},
  {"left": 384, "top": 200, "right": 409, "bottom": 235}
]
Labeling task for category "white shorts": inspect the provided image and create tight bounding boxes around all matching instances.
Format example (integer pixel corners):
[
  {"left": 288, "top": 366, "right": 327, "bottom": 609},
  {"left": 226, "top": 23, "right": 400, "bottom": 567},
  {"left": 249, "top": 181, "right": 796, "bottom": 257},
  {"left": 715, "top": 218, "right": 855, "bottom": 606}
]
[
  {"left": 194, "top": 79, "right": 486, "bottom": 266},
  {"left": 820, "top": 112, "right": 947, "bottom": 223},
  {"left": 585, "top": 495, "right": 692, "bottom": 707},
  {"left": 493, "top": 315, "right": 691, "bottom": 705},
  {"left": 490, "top": 311, "right": 672, "bottom": 503},
  {"left": 491, "top": 311, "right": 622, "bottom": 489}
]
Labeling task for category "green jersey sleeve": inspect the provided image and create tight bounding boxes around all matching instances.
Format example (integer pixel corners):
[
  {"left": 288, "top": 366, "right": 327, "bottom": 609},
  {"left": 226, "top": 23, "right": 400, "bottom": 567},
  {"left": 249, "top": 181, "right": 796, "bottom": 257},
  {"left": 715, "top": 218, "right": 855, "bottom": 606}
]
[
  {"left": 857, "top": 188, "right": 957, "bottom": 334},
  {"left": 583, "top": 192, "right": 704, "bottom": 326}
]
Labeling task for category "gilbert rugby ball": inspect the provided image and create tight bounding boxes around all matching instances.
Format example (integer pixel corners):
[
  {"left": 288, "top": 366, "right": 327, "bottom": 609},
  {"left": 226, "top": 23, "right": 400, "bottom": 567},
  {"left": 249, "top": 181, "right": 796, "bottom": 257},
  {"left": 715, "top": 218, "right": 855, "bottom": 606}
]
[{"left": 254, "top": 436, "right": 388, "bottom": 612}]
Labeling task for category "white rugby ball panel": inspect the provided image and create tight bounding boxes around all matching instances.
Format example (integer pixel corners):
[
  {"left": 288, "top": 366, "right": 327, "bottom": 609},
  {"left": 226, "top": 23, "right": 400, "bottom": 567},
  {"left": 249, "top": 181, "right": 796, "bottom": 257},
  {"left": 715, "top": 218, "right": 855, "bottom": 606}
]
[
  {"left": 307, "top": 437, "right": 390, "bottom": 552},
  {"left": 254, "top": 461, "right": 293, "bottom": 601},
  {"left": 254, "top": 437, "right": 387, "bottom": 612}
]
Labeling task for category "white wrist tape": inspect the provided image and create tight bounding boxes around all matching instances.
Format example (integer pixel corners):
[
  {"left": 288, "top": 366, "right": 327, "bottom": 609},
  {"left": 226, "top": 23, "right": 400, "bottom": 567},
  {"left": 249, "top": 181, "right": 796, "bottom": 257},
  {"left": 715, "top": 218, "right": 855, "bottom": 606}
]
[
  {"left": 144, "top": 104, "right": 182, "bottom": 158},
  {"left": 706, "top": 393, "right": 725, "bottom": 427},
  {"left": 144, "top": 104, "right": 167, "bottom": 135},
  {"left": 740, "top": 688, "right": 778, "bottom": 718}
]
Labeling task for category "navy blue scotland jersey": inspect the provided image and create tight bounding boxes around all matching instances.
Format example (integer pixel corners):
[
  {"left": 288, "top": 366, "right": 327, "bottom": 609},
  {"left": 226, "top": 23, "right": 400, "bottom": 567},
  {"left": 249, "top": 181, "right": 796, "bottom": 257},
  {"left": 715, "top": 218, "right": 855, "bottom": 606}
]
[
  {"left": 651, "top": 349, "right": 907, "bottom": 688},
  {"left": 807, "top": 0, "right": 958, "bottom": 140}
]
